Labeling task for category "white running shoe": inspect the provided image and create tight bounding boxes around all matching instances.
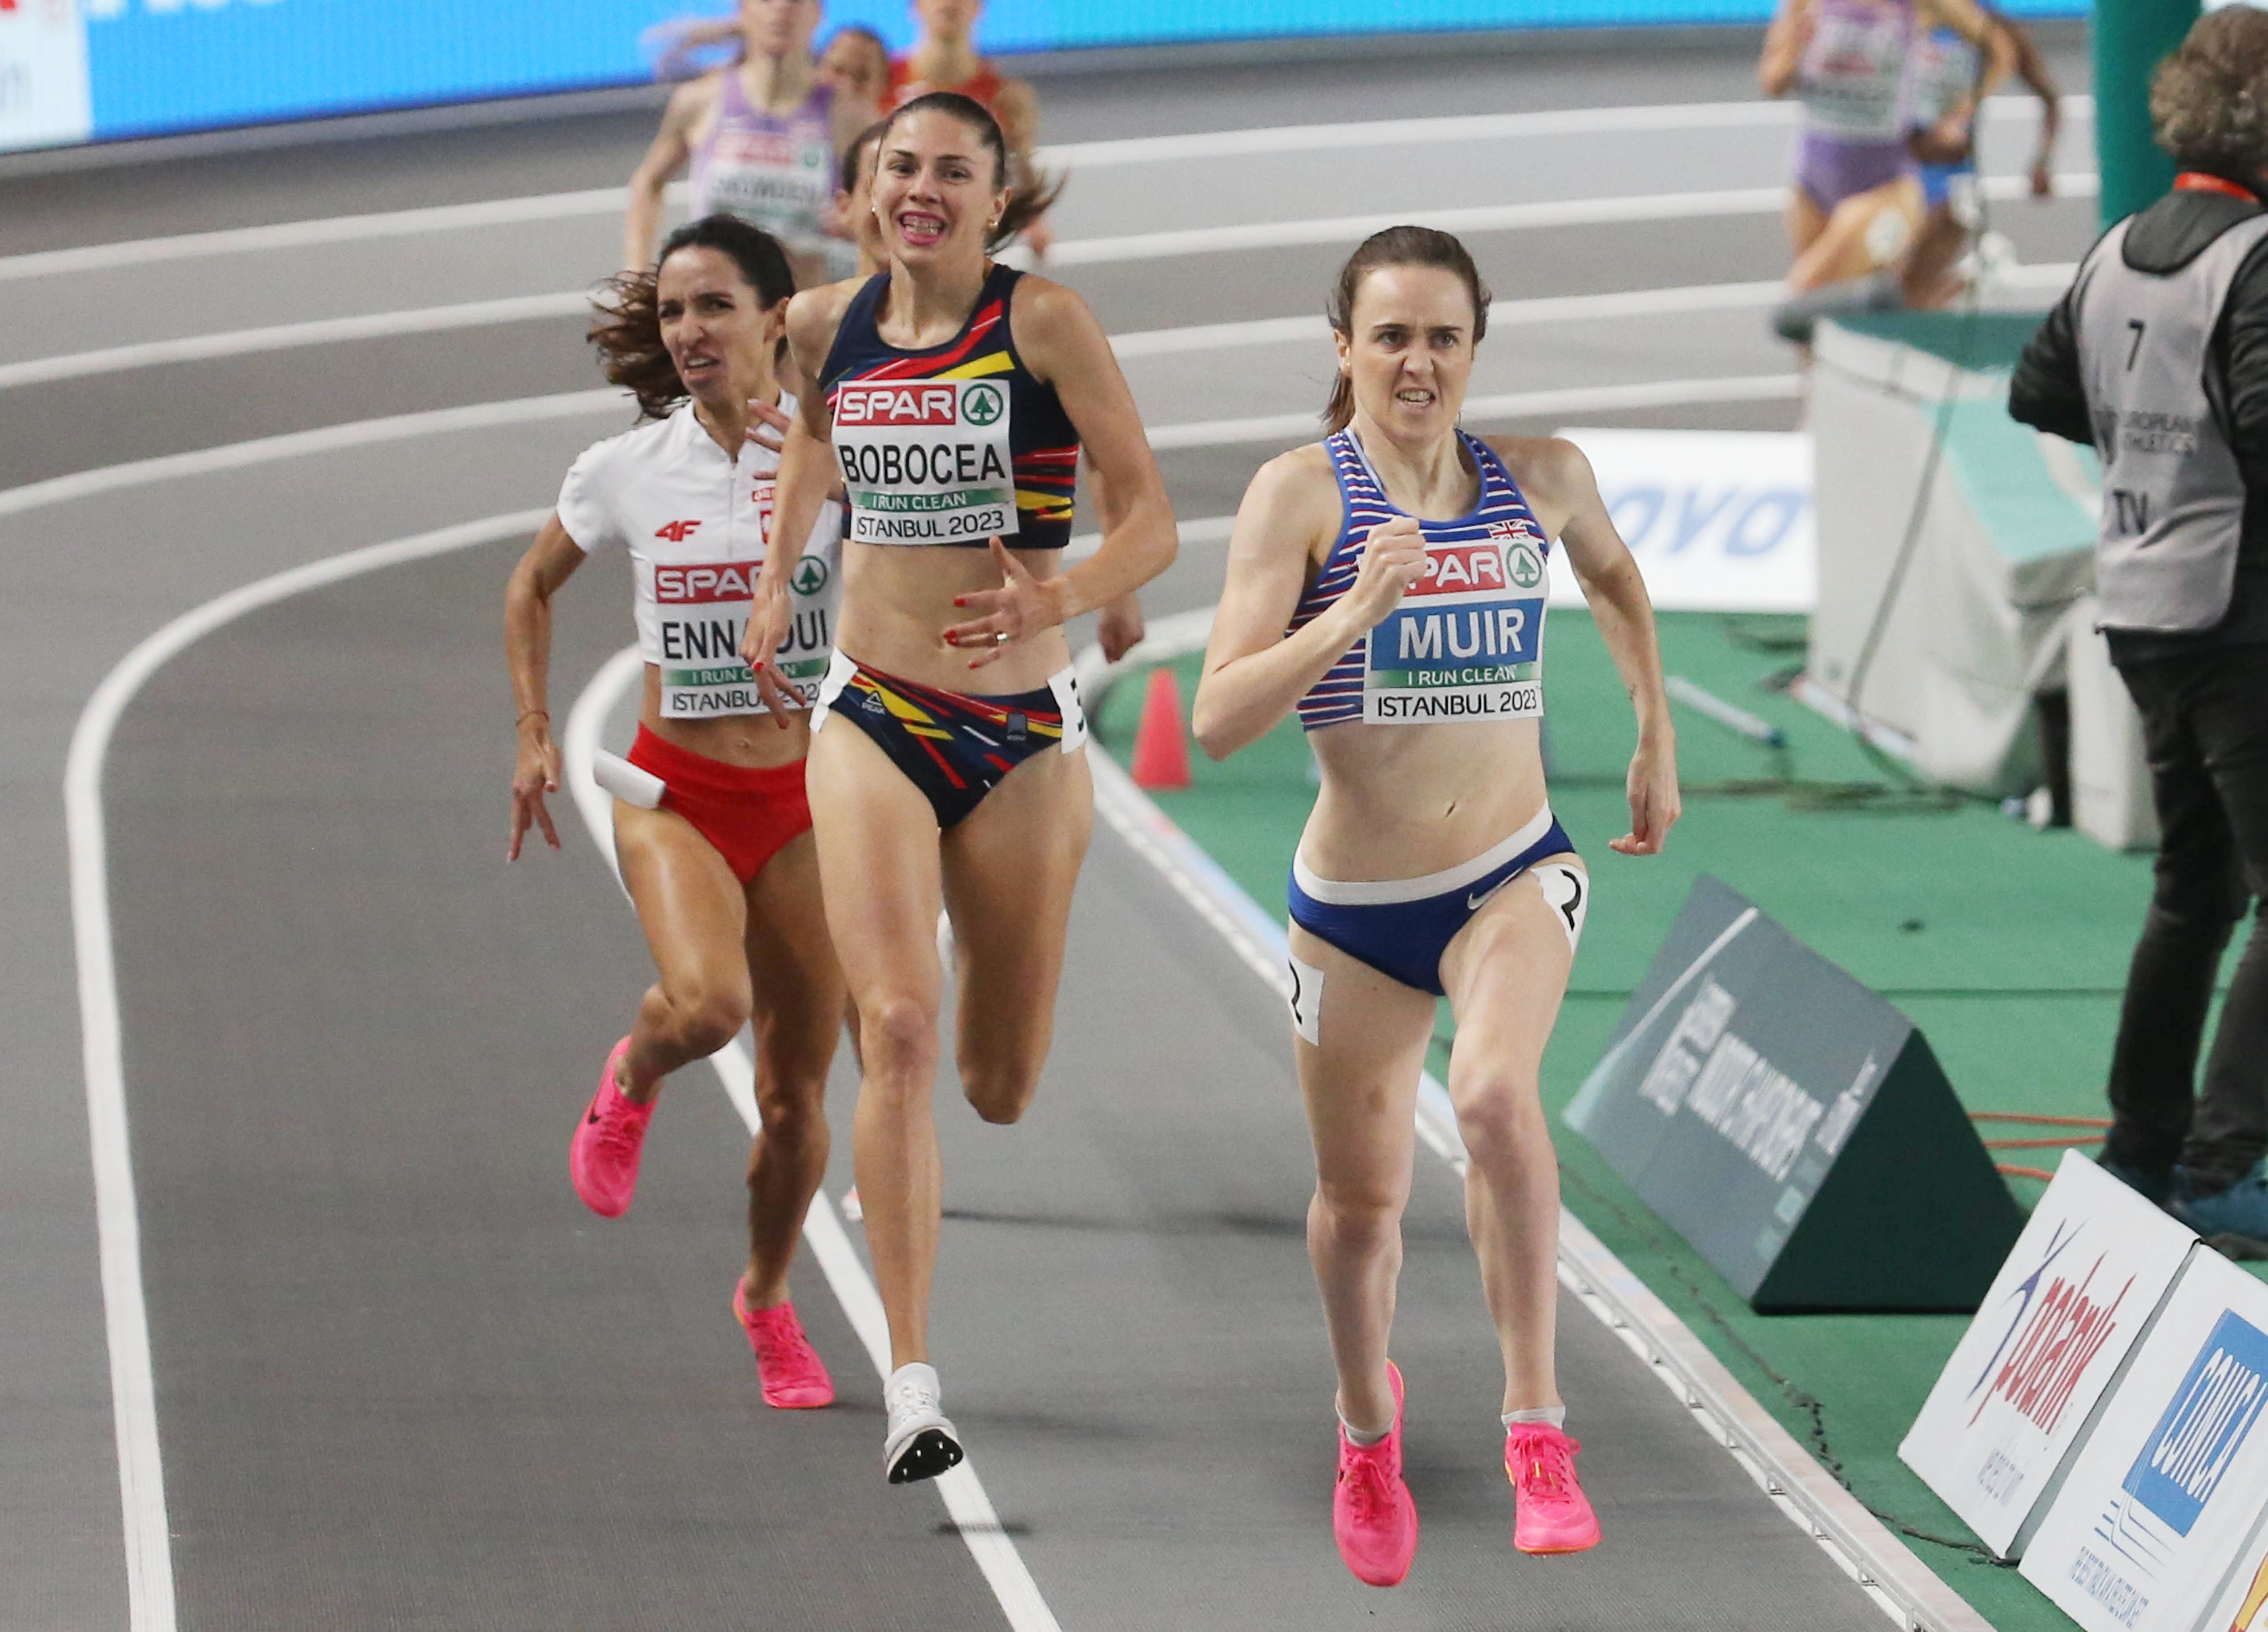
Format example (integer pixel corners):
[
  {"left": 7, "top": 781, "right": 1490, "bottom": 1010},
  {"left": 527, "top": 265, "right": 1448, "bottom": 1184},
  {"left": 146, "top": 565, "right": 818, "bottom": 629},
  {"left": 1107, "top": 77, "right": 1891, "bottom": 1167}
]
[{"left": 883, "top": 1362, "right": 965, "bottom": 1485}]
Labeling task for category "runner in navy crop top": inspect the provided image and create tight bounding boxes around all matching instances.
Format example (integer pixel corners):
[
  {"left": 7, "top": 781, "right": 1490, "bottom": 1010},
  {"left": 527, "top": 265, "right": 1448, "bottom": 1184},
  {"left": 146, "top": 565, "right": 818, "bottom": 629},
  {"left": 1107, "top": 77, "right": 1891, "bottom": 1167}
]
[
  {"left": 740, "top": 91, "right": 1176, "bottom": 1487},
  {"left": 1192, "top": 226, "right": 1681, "bottom": 1586}
]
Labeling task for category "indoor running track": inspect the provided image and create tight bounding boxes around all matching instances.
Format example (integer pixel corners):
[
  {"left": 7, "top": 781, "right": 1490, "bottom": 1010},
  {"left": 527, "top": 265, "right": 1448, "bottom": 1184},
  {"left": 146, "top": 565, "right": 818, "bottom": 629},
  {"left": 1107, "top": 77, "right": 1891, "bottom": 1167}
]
[{"left": 2, "top": 36, "right": 2096, "bottom": 1629}]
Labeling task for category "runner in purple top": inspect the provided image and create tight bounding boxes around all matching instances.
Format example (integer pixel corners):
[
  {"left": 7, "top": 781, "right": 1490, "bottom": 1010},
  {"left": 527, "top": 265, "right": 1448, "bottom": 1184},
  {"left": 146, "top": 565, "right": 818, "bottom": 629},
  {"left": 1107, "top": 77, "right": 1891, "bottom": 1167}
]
[
  {"left": 1758, "top": 0, "right": 1998, "bottom": 294},
  {"left": 627, "top": 0, "right": 878, "bottom": 285}
]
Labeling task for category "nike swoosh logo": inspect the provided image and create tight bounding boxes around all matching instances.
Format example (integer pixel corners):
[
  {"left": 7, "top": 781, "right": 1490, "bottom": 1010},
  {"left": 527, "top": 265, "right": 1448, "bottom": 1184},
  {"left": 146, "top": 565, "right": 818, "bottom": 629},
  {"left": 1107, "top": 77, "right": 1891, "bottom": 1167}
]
[{"left": 1468, "top": 879, "right": 1512, "bottom": 911}]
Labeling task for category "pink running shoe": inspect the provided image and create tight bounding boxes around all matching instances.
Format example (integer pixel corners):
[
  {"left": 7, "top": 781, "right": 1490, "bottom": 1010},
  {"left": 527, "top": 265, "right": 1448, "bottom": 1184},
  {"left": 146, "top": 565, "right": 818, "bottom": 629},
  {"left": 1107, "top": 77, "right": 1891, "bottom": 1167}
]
[
  {"left": 1506, "top": 1422, "right": 1601, "bottom": 1554},
  {"left": 1332, "top": 1362, "right": 1419, "bottom": 1588},
  {"left": 568, "top": 1038, "right": 652, "bottom": 1218},
  {"left": 733, "top": 1282, "right": 835, "bottom": 1409}
]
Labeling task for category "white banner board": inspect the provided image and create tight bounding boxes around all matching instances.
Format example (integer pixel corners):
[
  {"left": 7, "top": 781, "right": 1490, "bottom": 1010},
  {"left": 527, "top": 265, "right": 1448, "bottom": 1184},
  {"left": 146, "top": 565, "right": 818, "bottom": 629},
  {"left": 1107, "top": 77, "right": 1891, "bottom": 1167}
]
[
  {"left": 2022, "top": 1249, "right": 2268, "bottom": 1632},
  {"left": 0, "top": 0, "right": 92, "bottom": 153},
  {"left": 2202, "top": 1517, "right": 2268, "bottom": 1632},
  {"left": 1900, "top": 1151, "right": 2195, "bottom": 1557},
  {"left": 1548, "top": 428, "right": 1814, "bottom": 614}
]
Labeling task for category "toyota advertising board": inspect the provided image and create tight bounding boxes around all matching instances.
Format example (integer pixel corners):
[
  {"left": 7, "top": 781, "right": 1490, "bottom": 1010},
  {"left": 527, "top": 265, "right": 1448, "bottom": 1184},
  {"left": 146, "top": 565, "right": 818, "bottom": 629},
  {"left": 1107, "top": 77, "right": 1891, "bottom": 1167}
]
[
  {"left": 1900, "top": 1151, "right": 2196, "bottom": 1558},
  {"left": 2021, "top": 1249, "right": 2268, "bottom": 1632}
]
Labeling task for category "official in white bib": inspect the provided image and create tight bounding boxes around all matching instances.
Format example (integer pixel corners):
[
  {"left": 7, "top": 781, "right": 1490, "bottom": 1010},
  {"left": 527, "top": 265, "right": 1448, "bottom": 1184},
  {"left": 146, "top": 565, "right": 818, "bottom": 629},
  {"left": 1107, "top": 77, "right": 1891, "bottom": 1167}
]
[
  {"left": 2011, "top": 6, "right": 2268, "bottom": 1239},
  {"left": 1192, "top": 227, "right": 1681, "bottom": 1586}
]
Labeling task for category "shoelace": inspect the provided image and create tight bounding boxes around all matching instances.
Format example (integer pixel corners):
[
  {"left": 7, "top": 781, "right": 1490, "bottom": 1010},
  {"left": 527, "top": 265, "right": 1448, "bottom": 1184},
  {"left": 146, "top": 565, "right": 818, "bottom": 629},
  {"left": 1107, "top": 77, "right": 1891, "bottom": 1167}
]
[
  {"left": 888, "top": 1375, "right": 940, "bottom": 1421},
  {"left": 591, "top": 1098, "right": 647, "bottom": 1164},
  {"left": 1510, "top": 1431, "right": 1580, "bottom": 1501},
  {"left": 1339, "top": 1444, "right": 1396, "bottom": 1524},
  {"left": 749, "top": 1308, "right": 824, "bottom": 1382}
]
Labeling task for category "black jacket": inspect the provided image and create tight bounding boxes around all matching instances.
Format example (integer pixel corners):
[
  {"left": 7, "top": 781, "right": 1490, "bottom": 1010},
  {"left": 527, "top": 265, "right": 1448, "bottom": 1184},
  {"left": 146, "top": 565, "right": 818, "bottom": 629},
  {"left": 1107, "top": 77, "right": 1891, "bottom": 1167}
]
[{"left": 2011, "top": 185, "right": 2268, "bottom": 657}]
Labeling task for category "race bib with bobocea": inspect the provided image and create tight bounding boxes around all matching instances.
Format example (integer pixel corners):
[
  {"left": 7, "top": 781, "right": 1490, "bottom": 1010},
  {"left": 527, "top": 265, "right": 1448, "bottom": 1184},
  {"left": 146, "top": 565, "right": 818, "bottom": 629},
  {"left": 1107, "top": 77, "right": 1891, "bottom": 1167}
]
[
  {"left": 1363, "top": 523, "right": 1548, "bottom": 725},
  {"left": 833, "top": 377, "right": 1018, "bottom": 546}
]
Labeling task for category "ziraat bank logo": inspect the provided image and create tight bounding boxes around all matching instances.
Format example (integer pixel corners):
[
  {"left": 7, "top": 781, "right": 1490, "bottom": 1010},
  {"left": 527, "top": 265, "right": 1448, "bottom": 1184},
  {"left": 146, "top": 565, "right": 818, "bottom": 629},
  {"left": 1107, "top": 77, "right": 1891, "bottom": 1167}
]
[
  {"left": 1966, "top": 1223, "right": 2134, "bottom": 1437},
  {"left": 835, "top": 383, "right": 960, "bottom": 427},
  {"left": 655, "top": 561, "right": 759, "bottom": 604}
]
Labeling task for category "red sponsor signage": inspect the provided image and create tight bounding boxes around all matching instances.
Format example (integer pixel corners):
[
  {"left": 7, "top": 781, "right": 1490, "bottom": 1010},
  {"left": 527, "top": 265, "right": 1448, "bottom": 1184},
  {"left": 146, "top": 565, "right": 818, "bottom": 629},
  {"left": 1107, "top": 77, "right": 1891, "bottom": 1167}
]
[
  {"left": 655, "top": 561, "right": 760, "bottom": 604},
  {"left": 835, "top": 382, "right": 959, "bottom": 427},
  {"left": 654, "top": 520, "right": 702, "bottom": 544},
  {"left": 1408, "top": 541, "right": 1508, "bottom": 597},
  {"left": 1970, "top": 1256, "right": 2133, "bottom": 1437}
]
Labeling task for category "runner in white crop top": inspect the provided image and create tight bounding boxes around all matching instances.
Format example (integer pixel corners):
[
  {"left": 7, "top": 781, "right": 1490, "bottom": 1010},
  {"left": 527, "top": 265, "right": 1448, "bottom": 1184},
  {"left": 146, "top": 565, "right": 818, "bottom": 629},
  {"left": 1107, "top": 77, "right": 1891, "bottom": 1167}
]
[
  {"left": 1192, "top": 227, "right": 1680, "bottom": 1586},
  {"left": 506, "top": 218, "right": 851, "bottom": 1416}
]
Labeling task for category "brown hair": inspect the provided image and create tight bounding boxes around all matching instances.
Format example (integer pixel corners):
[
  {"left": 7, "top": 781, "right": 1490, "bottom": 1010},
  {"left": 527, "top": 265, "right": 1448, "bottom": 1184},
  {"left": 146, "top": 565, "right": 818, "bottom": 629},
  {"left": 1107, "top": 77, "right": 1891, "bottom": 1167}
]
[
  {"left": 879, "top": 90, "right": 1064, "bottom": 252},
  {"left": 2152, "top": 7, "right": 2268, "bottom": 181},
  {"left": 1322, "top": 226, "right": 1493, "bottom": 433},
  {"left": 588, "top": 215, "right": 797, "bottom": 419}
]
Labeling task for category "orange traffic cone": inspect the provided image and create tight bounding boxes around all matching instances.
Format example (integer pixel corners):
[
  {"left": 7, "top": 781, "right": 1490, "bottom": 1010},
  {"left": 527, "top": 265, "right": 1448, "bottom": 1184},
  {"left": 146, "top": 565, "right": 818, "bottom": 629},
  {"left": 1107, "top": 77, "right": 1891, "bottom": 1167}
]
[{"left": 1130, "top": 665, "right": 1193, "bottom": 791}]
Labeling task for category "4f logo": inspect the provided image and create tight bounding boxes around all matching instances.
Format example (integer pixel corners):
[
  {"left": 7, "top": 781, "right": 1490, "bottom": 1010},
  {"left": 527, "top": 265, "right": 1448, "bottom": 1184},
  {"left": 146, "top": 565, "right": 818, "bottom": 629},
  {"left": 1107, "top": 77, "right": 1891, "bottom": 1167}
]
[
  {"left": 2112, "top": 490, "right": 2151, "bottom": 536},
  {"left": 963, "top": 383, "right": 1005, "bottom": 427},
  {"left": 655, "top": 520, "right": 702, "bottom": 543}
]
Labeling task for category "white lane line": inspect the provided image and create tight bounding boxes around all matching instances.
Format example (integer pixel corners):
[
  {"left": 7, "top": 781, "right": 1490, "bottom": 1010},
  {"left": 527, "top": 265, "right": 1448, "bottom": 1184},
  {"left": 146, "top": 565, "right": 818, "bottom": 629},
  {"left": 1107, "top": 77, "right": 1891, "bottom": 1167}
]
[
  {"left": 0, "top": 388, "right": 625, "bottom": 518},
  {"left": 0, "top": 185, "right": 665, "bottom": 283},
  {"left": 0, "top": 292, "right": 593, "bottom": 391},
  {"left": 0, "top": 376, "right": 1781, "bottom": 524},
  {"left": 561, "top": 646, "right": 1062, "bottom": 1632},
  {"left": 1044, "top": 91, "right": 2087, "bottom": 168},
  {"left": 0, "top": 97, "right": 2091, "bottom": 286},
  {"left": 66, "top": 509, "right": 549, "bottom": 1632},
  {"left": 1054, "top": 169, "right": 2096, "bottom": 267},
  {"left": 1146, "top": 374, "right": 1802, "bottom": 451},
  {"left": 1081, "top": 732, "right": 1984, "bottom": 1632}
]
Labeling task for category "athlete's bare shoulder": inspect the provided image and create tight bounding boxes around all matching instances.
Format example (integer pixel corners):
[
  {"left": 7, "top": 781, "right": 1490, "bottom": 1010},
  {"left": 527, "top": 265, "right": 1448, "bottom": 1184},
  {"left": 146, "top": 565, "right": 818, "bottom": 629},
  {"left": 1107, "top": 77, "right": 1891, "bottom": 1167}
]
[
  {"left": 666, "top": 72, "right": 724, "bottom": 128},
  {"left": 1486, "top": 434, "right": 1596, "bottom": 505},
  {"left": 1241, "top": 443, "right": 1343, "bottom": 560},
  {"left": 786, "top": 278, "right": 861, "bottom": 352}
]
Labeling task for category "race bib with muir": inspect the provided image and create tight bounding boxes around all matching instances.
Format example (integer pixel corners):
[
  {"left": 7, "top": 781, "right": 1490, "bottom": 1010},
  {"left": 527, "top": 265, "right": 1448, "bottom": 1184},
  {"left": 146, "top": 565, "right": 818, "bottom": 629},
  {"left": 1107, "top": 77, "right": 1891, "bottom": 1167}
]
[
  {"left": 833, "top": 379, "right": 1018, "bottom": 545},
  {"left": 1364, "top": 520, "right": 1548, "bottom": 724}
]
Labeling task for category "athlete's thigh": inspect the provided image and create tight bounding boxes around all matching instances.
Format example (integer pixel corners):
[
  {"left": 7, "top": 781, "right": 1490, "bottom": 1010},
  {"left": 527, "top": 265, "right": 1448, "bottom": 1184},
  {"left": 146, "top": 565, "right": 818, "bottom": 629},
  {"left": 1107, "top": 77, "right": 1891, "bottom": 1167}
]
[
  {"left": 1808, "top": 179, "right": 1921, "bottom": 282},
  {"left": 743, "top": 828, "right": 849, "bottom": 1075},
  {"left": 615, "top": 801, "right": 751, "bottom": 998},
  {"left": 805, "top": 720, "right": 946, "bottom": 1006},
  {"left": 1785, "top": 189, "right": 1829, "bottom": 256},
  {"left": 1289, "top": 924, "right": 1435, "bottom": 1202},
  {"left": 1438, "top": 855, "right": 1582, "bottom": 1079},
  {"left": 938, "top": 746, "right": 1094, "bottom": 1049}
]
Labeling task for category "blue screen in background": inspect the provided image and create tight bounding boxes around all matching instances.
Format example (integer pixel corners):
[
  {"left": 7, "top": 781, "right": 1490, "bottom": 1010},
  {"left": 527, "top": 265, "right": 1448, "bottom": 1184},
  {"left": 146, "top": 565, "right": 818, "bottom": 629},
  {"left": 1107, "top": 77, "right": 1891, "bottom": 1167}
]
[{"left": 68, "top": 0, "right": 2087, "bottom": 149}]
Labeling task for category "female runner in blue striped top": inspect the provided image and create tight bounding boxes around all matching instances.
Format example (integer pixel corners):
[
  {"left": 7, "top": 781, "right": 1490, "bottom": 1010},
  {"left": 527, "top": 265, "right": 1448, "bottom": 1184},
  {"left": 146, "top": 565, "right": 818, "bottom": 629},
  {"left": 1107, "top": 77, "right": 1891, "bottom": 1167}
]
[{"left": 1193, "top": 226, "right": 1680, "bottom": 1588}]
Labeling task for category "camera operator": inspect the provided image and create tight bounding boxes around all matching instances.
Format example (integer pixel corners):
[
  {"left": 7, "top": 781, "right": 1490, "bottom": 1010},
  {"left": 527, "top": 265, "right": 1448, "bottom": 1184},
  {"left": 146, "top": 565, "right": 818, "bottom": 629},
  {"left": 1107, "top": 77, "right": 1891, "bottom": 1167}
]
[{"left": 2011, "top": 5, "right": 2268, "bottom": 1236}]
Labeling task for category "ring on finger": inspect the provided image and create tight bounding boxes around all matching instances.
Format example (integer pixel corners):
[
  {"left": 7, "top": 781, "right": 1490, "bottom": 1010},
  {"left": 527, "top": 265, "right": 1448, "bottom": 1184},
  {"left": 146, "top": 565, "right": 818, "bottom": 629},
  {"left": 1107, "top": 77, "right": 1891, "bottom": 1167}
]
[{"left": 994, "top": 630, "right": 1008, "bottom": 645}]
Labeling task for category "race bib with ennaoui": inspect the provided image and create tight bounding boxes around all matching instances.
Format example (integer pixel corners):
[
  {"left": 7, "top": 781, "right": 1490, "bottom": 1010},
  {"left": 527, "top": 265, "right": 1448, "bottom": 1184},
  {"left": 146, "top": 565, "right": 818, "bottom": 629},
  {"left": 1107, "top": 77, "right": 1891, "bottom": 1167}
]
[
  {"left": 1363, "top": 520, "right": 1547, "bottom": 725},
  {"left": 832, "top": 378, "right": 1018, "bottom": 546},
  {"left": 649, "top": 479, "right": 838, "bottom": 717}
]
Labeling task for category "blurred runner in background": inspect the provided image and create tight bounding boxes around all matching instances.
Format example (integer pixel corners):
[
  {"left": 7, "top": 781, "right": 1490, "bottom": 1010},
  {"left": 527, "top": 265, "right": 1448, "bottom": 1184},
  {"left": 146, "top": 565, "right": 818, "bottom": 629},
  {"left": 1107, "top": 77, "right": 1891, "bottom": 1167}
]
[
  {"left": 1896, "top": 6, "right": 2059, "bottom": 307},
  {"left": 627, "top": 0, "right": 879, "bottom": 282}
]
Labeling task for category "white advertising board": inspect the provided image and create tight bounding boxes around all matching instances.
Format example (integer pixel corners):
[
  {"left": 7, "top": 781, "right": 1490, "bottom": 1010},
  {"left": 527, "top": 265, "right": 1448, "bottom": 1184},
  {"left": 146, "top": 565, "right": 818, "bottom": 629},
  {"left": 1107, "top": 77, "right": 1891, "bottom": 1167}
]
[
  {"left": 2022, "top": 1248, "right": 2268, "bottom": 1632},
  {"left": 1548, "top": 428, "right": 1814, "bottom": 614},
  {"left": 1900, "top": 1150, "right": 2195, "bottom": 1557},
  {"left": 2201, "top": 1516, "right": 2268, "bottom": 1632},
  {"left": 0, "top": 0, "right": 92, "bottom": 152}
]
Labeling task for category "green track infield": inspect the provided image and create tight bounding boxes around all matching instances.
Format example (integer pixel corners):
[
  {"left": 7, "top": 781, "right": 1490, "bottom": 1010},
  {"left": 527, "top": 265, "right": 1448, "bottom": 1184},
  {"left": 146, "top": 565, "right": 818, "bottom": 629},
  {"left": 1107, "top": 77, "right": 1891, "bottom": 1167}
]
[{"left": 1094, "top": 609, "right": 2249, "bottom": 1632}]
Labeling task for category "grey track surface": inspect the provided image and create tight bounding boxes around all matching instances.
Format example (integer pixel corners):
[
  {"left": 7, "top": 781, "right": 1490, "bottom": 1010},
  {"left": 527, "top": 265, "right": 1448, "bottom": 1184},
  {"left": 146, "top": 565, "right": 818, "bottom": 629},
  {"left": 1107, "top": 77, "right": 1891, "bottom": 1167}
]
[
  {"left": 2, "top": 41, "right": 2099, "bottom": 1630},
  {"left": 103, "top": 536, "right": 1891, "bottom": 1629}
]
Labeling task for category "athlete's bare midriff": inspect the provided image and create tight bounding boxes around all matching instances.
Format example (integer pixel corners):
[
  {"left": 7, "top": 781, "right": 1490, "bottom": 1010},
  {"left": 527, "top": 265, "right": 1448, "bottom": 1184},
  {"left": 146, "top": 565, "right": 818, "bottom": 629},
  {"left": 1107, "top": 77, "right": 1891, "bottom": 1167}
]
[
  {"left": 835, "top": 540, "right": 1074, "bottom": 693},
  {"left": 640, "top": 668, "right": 814, "bottom": 769},
  {"left": 1302, "top": 716, "right": 1552, "bottom": 882}
]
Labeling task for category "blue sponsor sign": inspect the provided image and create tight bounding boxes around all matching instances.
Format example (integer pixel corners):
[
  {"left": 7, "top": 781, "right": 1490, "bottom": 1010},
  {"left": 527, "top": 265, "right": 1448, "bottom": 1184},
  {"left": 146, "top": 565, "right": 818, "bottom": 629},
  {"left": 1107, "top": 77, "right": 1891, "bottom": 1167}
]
[
  {"left": 2121, "top": 1312, "right": 2268, "bottom": 1538},
  {"left": 5, "top": 0, "right": 2091, "bottom": 156}
]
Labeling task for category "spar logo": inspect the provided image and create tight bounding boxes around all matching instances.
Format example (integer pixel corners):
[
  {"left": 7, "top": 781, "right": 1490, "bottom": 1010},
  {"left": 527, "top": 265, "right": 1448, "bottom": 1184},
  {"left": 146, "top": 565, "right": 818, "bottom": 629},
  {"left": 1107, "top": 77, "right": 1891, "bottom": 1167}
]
[
  {"left": 655, "top": 560, "right": 760, "bottom": 604},
  {"left": 2121, "top": 1313, "right": 2268, "bottom": 1535},
  {"left": 962, "top": 383, "right": 1004, "bottom": 426},
  {"left": 1964, "top": 1222, "right": 2134, "bottom": 1437},
  {"left": 791, "top": 555, "right": 829, "bottom": 595},
  {"left": 1408, "top": 541, "right": 1507, "bottom": 598},
  {"left": 836, "top": 383, "right": 960, "bottom": 427},
  {"left": 655, "top": 520, "right": 702, "bottom": 544}
]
